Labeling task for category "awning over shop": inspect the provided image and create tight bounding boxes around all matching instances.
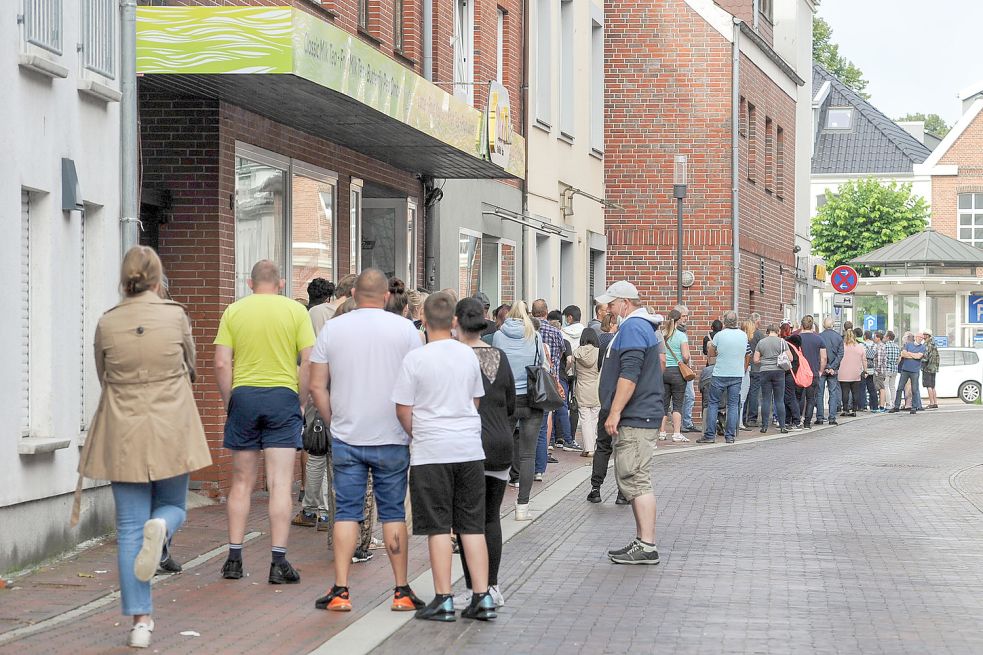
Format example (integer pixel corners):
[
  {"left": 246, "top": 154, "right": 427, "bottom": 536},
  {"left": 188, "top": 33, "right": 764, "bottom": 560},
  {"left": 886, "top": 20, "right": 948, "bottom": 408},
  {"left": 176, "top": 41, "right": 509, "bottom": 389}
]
[{"left": 137, "top": 6, "right": 524, "bottom": 180}]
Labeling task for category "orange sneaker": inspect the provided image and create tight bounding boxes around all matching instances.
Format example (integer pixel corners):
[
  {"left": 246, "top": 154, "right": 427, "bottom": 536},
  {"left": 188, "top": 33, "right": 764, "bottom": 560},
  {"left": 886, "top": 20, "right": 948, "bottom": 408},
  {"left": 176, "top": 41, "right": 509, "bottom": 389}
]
[
  {"left": 391, "top": 585, "right": 425, "bottom": 611},
  {"left": 314, "top": 585, "right": 352, "bottom": 611}
]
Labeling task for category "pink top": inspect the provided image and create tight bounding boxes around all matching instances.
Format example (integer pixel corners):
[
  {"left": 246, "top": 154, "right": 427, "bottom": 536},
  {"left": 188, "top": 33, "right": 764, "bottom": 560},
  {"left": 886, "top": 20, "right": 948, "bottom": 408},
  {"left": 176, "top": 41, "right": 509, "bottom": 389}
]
[{"left": 839, "top": 344, "right": 866, "bottom": 382}]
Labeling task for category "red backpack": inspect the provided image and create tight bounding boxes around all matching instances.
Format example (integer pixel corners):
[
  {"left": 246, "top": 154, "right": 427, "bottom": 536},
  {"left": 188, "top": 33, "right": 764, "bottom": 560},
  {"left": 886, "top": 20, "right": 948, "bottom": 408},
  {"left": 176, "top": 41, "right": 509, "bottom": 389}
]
[{"left": 788, "top": 342, "right": 814, "bottom": 388}]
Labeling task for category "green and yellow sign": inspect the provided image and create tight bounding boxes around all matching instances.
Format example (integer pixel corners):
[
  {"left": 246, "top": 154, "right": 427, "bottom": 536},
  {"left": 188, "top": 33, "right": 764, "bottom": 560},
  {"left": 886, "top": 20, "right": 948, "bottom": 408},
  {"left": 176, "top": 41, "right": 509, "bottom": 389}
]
[{"left": 136, "top": 6, "right": 524, "bottom": 178}]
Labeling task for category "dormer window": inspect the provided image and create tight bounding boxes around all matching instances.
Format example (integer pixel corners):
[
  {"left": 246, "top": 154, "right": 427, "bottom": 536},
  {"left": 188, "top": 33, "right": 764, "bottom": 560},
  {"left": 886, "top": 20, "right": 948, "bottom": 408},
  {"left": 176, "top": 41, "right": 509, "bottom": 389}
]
[{"left": 826, "top": 107, "right": 854, "bottom": 130}]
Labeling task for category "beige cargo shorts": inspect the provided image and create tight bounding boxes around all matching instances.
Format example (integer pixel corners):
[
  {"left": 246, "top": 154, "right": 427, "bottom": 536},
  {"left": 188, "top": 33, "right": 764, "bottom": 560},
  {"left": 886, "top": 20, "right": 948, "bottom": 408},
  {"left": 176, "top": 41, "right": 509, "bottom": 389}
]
[{"left": 612, "top": 425, "right": 657, "bottom": 502}]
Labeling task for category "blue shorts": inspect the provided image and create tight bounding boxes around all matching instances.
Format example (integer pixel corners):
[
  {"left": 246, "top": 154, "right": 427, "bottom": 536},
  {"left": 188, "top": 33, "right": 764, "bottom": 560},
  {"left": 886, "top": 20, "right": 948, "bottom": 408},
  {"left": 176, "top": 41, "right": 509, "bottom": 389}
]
[
  {"left": 223, "top": 386, "right": 302, "bottom": 450},
  {"left": 331, "top": 439, "right": 410, "bottom": 523}
]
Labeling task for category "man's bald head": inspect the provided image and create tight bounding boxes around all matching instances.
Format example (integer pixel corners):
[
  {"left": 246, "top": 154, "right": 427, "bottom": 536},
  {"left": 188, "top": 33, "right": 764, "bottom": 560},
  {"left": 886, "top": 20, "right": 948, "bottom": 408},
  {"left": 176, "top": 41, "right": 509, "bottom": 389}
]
[
  {"left": 248, "top": 260, "right": 283, "bottom": 294},
  {"left": 531, "top": 299, "right": 548, "bottom": 318},
  {"left": 352, "top": 268, "right": 390, "bottom": 308}
]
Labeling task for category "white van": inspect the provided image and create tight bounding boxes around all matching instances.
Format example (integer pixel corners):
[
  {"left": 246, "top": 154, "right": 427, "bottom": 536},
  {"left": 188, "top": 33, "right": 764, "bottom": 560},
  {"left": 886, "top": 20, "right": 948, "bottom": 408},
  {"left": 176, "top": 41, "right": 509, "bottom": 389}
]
[{"left": 927, "top": 348, "right": 983, "bottom": 403}]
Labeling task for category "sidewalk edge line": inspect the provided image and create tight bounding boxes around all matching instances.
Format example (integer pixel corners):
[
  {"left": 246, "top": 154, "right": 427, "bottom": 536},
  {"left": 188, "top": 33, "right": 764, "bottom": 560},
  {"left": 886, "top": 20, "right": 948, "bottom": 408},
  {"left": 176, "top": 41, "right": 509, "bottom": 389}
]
[{"left": 0, "top": 531, "right": 263, "bottom": 646}]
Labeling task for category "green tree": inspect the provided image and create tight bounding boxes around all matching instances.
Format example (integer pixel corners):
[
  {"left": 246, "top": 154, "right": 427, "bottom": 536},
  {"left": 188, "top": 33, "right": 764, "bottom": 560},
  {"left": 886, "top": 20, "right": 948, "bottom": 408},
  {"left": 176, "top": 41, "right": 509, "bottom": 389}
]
[
  {"left": 813, "top": 16, "right": 869, "bottom": 99},
  {"left": 811, "top": 178, "right": 930, "bottom": 273},
  {"left": 896, "top": 112, "right": 951, "bottom": 137}
]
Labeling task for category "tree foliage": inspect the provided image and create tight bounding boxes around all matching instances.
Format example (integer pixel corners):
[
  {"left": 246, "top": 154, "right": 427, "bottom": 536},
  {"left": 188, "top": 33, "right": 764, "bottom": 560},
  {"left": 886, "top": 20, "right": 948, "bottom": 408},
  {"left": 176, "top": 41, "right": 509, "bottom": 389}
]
[
  {"left": 896, "top": 112, "right": 951, "bottom": 137},
  {"left": 811, "top": 178, "right": 930, "bottom": 274},
  {"left": 813, "top": 17, "right": 869, "bottom": 99}
]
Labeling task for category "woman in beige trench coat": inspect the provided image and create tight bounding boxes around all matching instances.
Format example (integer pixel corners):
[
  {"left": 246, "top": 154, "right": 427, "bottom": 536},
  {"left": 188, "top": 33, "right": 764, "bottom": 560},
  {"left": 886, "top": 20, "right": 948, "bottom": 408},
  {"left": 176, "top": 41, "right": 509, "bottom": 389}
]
[{"left": 74, "top": 246, "right": 211, "bottom": 649}]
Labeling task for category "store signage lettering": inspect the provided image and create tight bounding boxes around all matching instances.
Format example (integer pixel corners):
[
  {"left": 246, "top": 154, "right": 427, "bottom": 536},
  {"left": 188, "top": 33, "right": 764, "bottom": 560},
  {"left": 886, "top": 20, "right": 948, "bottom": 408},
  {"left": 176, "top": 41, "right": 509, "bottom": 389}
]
[{"left": 486, "top": 82, "right": 513, "bottom": 168}]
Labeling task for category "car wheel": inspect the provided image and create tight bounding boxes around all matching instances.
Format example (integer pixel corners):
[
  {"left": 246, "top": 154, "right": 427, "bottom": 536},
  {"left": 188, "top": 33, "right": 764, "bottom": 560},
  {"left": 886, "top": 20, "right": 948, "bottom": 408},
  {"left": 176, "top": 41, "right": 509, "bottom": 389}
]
[{"left": 958, "top": 381, "right": 981, "bottom": 404}]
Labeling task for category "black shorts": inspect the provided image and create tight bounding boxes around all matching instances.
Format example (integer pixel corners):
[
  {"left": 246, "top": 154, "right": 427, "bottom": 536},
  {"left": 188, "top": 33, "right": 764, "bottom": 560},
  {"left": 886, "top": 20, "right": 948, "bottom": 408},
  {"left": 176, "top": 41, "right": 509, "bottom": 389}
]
[
  {"left": 409, "top": 461, "right": 486, "bottom": 536},
  {"left": 922, "top": 372, "right": 936, "bottom": 388},
  {"left": 663, "top": 366, "right": 686, "bottom": 415}
]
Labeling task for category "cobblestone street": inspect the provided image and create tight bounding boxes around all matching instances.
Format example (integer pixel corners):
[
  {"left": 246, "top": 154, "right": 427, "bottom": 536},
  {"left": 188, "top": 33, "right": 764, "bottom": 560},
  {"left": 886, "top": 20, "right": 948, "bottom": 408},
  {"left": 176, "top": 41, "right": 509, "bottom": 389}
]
[{"left": 374, "top": 407, "right": 983, "bottom": 655}]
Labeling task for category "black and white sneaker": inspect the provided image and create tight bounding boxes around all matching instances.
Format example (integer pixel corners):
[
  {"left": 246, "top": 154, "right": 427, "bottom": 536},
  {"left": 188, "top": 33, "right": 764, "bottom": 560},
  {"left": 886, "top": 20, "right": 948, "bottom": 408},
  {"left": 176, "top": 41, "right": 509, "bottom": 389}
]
[
  {"left": 352, "top": 547, "right": 374, "bottom": 563},
  {"left": 607, "top": 538, "right": 639, "bottom": 557},
  {"left": 609, "top": 540, "right": 660, "bottom": 565}
]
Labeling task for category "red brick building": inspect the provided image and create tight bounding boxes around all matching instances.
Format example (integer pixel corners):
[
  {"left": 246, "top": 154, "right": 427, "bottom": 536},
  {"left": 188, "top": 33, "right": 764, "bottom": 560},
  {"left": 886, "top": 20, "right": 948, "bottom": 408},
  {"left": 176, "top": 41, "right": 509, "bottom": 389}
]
[
  {"left": 136, "top": 0, "right": 524, "bottom": 497},
  {"left": 604, "top": 0, "right": 807, "bottom": 340}
]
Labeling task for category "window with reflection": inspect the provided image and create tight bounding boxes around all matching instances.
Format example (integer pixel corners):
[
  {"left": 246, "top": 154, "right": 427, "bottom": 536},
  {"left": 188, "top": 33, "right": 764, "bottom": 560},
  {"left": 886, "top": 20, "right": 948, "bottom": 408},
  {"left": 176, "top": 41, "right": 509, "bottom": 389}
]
[
  {"left": 235, "top": 157, "right": 286, "bottom": 298},
  {"left": 459, "top": 232, "right": 482, "bottom": 299},
  {"left": 291, "top": 174, "right": 335, "bottom": 301}
]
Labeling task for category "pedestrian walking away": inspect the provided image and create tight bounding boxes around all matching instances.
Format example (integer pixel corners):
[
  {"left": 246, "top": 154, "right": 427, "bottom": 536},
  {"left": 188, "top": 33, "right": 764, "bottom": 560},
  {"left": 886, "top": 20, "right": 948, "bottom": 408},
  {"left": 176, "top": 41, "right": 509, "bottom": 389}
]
[
  {"left": 454, "top": 297, "right": 515, "bottom": 612},
  {"left": 699, "top": 311, "right": 749, "bottom": 444},
  {"left": 73, "top": 246, "right": 212, "bottom": 649},
  {"left": 753, "top": 325, "right": 789, "bottom": 433},
  {"left": 659, "top": 309, "right": 692, "bottom": 443},
  {"left": 309, "top": 268, "right": 426, "bottom": 613},
  {"left": 392, "top": 293, "right": 496, "bottom": 622},
  {"left": 492, "top": 301, "right": 546, "bottom": 520},
  {"left": 594, "top": 281, "right": 664, "bottom": 564},
  {"left": 574, "top": 328, "right": 603, "bottom": 456},
  {"left": 215, "top": 260, "right": 314, "bottom": 586}
]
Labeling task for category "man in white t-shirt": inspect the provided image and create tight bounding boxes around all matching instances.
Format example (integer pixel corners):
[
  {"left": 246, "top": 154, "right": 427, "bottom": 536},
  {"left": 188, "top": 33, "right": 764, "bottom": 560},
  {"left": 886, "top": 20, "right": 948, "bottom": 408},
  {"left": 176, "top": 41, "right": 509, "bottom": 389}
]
[
  {"left": 392, "top": 292, "right": 496, "bottom": 622},
  {"left": 309, "top": 268, "right": 425, "bottom": 614}
]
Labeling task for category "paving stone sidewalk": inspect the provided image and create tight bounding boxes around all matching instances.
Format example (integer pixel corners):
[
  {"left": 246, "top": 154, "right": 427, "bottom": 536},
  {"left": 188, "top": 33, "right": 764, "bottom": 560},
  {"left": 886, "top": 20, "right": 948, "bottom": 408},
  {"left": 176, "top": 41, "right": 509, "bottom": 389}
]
[{"left": 374, "top": 407, "right": 983, "bottom": 655}]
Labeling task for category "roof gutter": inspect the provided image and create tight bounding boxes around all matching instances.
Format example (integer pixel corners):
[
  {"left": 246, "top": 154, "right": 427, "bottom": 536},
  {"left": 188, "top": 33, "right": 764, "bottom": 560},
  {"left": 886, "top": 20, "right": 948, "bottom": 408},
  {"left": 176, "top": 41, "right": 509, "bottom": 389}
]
[{"left": 731, "top": 19, "right": 741, "bottom": 313}]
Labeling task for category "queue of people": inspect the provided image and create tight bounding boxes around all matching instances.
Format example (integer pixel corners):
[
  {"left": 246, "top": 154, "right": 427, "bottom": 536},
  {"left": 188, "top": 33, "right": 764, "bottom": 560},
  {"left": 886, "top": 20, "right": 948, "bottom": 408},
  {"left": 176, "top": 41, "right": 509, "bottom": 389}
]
[{"left": 79, "top": 248, "right": 944, "bottom": 648}]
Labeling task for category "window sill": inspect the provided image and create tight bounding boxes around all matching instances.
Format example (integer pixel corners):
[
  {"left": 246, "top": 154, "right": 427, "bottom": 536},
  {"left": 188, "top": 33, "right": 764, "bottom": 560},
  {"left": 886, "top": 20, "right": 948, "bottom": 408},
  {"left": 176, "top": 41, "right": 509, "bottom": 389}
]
[
  {"left": 533, "top": 119, "right": 552, "bottom": 134},
  {"left": 78, "top": 78, "right": 122, "bottom": 103},
  {"left": 589, "top": 148, "right": 604, "bottom": 161},
  {"left": 18, "top": 437, "right": 73, "bottom": 455},
  {"left": 357, "top": 26, "right": 382, "bottom": 47},
  {"left": 558, "top": 131, "right": 575, "bottom": 145},
  {"left": 18, "top": 53, "right": 69, "bottom": 79},
  {"left": 394, "top": 50, "right": 417, "bottom": 67}
]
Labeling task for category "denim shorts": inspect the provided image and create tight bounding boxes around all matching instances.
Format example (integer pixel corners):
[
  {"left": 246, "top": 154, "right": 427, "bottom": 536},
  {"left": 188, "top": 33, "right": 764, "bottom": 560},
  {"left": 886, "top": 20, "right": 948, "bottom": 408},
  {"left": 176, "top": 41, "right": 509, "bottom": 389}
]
[
  {"left": 332, "top": 438, "right": 410, "bottom": 523},
  {"left": 223, "top": 386, "right": 302, "bottom": 450}
]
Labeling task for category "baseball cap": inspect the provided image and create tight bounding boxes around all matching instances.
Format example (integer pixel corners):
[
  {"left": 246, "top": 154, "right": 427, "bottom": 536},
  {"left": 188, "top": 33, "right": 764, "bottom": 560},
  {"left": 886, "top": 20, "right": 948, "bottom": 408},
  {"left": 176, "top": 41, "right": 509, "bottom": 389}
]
[
  {"left": 472, "top": 291, "right": 491, "bottom": 309},
  {"left": 922, "top": 328, "right": 933, "bottom": 336},
  {"left": 653, "top": 313, "right": 665, "bottom": 323},
  {"left": 595, "top": 281, "right": 640, "bottom": 305}
]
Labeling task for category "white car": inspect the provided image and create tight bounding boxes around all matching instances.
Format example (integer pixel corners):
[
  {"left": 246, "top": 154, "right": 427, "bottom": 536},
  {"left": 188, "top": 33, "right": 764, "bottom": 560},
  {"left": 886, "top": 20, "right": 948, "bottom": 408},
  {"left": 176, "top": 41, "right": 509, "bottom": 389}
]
[{"left": 926, "top": 347, "right": 983, "bottom": 403}]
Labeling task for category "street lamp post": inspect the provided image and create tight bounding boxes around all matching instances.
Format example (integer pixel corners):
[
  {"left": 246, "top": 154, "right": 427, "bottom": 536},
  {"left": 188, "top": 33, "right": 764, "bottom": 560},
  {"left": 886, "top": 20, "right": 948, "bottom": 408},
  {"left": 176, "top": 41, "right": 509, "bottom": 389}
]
[{"left": 673, "top": 155, "right": 688, "bottom": 304}]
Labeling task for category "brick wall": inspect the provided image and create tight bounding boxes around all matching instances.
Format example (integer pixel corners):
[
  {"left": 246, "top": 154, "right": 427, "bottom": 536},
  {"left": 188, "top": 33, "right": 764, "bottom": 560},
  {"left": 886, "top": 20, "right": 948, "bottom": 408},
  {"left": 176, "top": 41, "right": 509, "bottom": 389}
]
[
  {"left": 605, "top": 0, "right": 796, "bottom": 406},
  {"left": 932, "top": 110, "right": 983, "bottom": 240}
]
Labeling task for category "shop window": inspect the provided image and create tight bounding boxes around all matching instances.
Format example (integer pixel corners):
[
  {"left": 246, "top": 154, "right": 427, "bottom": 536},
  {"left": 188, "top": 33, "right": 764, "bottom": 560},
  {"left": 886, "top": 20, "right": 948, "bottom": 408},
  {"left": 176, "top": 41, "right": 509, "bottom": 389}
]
[
  {"left": 235, "top": 156, "right": 287, "bottom": 298},
  {"left": 496, "top": 8, "right": 505, "bottom": 83},
  {"left": 459, "top": 231, "right": 482, "bottom": 299},
  {"left": 394, "top": 0, "right": 404, "bottom": 52},
  {"left": 20, "top": 190, "right": 32, "bottom": 437},
  {"left": 747, "top": 103, "right": 757, "bottom": 182},
  {"left": 957, "top": 193, "right": 983, "bottom": 248},
  {"left": 764, "top": 116, "right": 774, "bottom": 192},
  {"left": 290, "top": 168, "right": 337, "bottom": 302},
  {"left": 535, "top": 0, "right": 551, "bottom": 127}
]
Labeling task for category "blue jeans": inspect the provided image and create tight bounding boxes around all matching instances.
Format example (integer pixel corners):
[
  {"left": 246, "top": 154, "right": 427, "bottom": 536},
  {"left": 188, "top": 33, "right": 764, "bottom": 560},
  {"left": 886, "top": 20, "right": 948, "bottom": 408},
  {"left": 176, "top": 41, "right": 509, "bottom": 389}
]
[
  {"left": 816, "top": 373, "right": 841, "bottom": 420},
  {"left": 744, "top": 371, "right": 762, "bottom": 422},
  {"left": 895, "top": 369, "right": 923, "bottom": 410},
  {"left": 112, "top": 474, "right": 189, "bottom": 616},
  {"left": 331, "top": 439, "right": 410, "bottom": 523},
  {"left": 545, "top": 379, "right": 573, "bottom": 446},
  {"left": 682, "top": 380, "right": 696, "bottom": 429},
  {"left": 704, "top": 376, "right": 743, "bottom": 441}
]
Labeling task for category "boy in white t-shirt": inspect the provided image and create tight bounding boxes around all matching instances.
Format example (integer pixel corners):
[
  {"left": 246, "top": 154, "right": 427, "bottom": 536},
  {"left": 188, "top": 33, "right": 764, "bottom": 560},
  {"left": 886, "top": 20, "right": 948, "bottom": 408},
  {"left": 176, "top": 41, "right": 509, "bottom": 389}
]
[{"left": 392, "top": 292, "right": 496, "bottom": 622}]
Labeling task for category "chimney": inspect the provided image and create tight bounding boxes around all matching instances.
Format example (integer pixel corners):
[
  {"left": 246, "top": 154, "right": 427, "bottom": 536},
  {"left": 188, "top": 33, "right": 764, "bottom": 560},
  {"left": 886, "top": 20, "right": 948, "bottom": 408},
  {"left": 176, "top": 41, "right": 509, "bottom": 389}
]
[{"left": 959, "top": 81, "right": 983, "bottom": 115}]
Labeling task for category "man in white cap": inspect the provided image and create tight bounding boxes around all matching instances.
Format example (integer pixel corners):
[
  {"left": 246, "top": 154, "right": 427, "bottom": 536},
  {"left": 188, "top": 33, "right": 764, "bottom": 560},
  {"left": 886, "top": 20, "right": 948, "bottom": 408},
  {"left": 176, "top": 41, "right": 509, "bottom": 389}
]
[{"left": 593, "top": 281, "right": 664, "bottom": 565}]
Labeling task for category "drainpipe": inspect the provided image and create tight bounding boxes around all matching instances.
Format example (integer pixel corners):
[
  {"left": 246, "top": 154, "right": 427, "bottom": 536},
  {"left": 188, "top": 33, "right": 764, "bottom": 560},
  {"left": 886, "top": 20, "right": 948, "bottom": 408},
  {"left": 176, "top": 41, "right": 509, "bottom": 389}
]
[
  {"left": 120, "top": 0, "right": 139, "bottom": 254},
  {"left": 731, "top": 19, "right": 741, "bottom": 313},
  {"left": 423, "top": 0, "right": 433, "bottom": 80},
  {"left": 520, "top": 0, "right": 530, "bottom": 299}
]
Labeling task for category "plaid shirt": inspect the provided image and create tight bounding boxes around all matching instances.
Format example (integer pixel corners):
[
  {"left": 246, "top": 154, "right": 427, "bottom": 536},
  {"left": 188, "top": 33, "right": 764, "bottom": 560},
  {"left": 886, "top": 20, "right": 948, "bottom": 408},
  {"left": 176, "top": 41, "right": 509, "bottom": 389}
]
[
  {"left": 539, "top": 322, "right": 566, "bottom": 379},
  {"left": 873, "top": 342, "right": 887, "bottom": 375},
  {"left": 883, "top": 340, "right": 901, "bottom": 374}
]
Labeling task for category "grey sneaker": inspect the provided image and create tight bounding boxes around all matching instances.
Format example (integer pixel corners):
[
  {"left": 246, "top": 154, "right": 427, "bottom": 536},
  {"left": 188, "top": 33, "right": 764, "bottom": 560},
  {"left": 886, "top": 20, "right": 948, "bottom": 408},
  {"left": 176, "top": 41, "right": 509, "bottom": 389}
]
[
  {"left": 609, "top": 540, "right": 660, "bottom": 565},
  {"left": 562, "top": 441, "right": 583, "bottom": 452},
  {"left": 607, "top": 538, "right": 639, "bottom": 557}
]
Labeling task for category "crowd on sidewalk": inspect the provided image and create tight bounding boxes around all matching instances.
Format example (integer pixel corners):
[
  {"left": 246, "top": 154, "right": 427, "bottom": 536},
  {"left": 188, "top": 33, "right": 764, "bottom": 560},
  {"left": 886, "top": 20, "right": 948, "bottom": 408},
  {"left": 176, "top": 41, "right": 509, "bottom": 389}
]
[{"left": 72, "top": 246, "right": 942, "bottom": 649}]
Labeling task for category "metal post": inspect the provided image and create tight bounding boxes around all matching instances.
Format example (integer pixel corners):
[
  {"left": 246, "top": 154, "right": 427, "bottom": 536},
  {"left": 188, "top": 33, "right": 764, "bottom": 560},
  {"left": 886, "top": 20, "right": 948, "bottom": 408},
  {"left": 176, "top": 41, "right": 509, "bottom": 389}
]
[
  {"left": 676, "top": 196, "right": 683, "bottom": 304},
  {"left": 120, "top": 0, "right": 139, "bottom": 254}
]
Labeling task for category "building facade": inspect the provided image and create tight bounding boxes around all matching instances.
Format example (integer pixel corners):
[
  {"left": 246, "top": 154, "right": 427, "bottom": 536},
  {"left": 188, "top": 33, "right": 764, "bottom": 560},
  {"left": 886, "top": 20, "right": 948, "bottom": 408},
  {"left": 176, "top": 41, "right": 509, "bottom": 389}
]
[
  {"left": 605, "top": 0, "right": 810, "bottom": 341},
  {"left": 136, "top": 1, "right": 524, "bottom": 501},
  {"left": 2, "top": 0, "right": 122, "bottom": 572}
]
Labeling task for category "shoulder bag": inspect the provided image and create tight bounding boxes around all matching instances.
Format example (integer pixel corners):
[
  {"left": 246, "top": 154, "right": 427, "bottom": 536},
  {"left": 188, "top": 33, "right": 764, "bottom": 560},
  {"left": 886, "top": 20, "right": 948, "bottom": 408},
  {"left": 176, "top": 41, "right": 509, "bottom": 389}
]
[
  {"left": 527, "top": 337, "right": 565, "bottom": 412},
  {"left": 665, "top": 339, "right": 696, "bottom": 382},
  {"left": 776, "top": 340, "right": 792, "bottom": 371}
]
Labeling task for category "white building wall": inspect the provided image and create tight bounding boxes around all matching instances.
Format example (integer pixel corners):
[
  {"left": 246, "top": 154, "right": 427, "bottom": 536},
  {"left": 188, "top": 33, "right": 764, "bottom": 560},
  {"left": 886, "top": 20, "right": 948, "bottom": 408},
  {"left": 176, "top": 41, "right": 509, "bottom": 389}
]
[
  {"left": 1, "top": 0, "right": 121, "bottom": 572},
  {"left": 525, "top": 0, "right": 605, "bottom": 313},
  {"left": 810, "top": 173, "right": 933, "bottom": 221}
]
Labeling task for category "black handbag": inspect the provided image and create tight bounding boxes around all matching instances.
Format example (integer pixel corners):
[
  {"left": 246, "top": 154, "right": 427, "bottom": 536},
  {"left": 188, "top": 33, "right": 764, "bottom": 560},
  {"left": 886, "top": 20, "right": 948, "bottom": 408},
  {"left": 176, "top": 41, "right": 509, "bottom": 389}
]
[
  {"left": 303, "top": 411, "right": 330, "bottom": 456},
  {"left": 526, "top": 337, "right": 564, "bottom": 412}
]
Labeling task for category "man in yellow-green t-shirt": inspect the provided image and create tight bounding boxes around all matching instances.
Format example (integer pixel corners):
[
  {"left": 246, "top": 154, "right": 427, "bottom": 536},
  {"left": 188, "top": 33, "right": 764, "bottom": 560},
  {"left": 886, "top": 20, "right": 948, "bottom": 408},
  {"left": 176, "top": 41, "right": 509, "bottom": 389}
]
[{"left": 214, "top": 260, "right": 315, "bottom": 585}]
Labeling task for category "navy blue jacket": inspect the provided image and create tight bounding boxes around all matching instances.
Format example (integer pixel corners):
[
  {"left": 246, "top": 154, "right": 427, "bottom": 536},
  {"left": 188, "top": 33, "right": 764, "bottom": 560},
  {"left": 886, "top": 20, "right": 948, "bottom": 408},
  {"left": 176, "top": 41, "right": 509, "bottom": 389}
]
[
  {"left": 599, "top": 311, "right": 665, "bottom": 428},
  {"left": 820, "top": 328, "right": 844, "bottom": 371}
]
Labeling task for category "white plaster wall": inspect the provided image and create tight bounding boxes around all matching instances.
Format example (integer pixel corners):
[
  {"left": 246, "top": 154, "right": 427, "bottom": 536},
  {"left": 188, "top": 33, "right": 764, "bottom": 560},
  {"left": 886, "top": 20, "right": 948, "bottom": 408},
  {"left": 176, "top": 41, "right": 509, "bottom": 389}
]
[
  {"left": 0, "top": 2, "right": 121, "bottom": 509},
  {"left": 526, "top": 0, "right": 605, "bottom": 312},
  {"left": 810, "top": 174, "right": 933, "bottom": 227}
]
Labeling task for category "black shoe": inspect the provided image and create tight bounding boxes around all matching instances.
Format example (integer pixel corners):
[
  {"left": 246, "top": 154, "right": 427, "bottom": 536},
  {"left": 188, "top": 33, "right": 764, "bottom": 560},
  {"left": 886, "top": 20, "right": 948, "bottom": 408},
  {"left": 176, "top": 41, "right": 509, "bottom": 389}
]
[
  {"left": 681, "top": 426, "right": 701, "bottom": 433},
  {"left": 221, "top": 558, "right": 243, "bottom": 580},
  {"left": 888, "top": 408, "right": 899, "bottom": 414},
  {"left": 803, "top": 423, "right": 812, "bottom": 429},
  {"left": 547, "top": 455, "right": 559, "bottom": 464},
  {"left": 587, "top": 487, "right": 602, "bottom": 503},
  {"left": 745, "top": 419, "right": 758, "bottom": 427},
  {"left": 157, "top": 555, "right": 182, "bottom": 575},
  {"left": 615, "top": 493, "right": 630, "bottom": 505},
  {"left": 461, "top": 592, "right": 497, "bottom": 621},
  {"left": 315, "top": 585, "right": 352, "bottom": 611},
  {"left": 725, "top": 439, "right": 735, "bottom": 444},
  {"left": 910, "top": 409, "right": 917, "bottom": 415},
  {"left": 814, "top": 418, "right": 825, "bottom": 425},
  {"left": 415, "top": 595, "right": 456, "bottom": 622},
  {"left": 269, "top": 560, "right": 301, "bottom": 584},
  {"left": 847, "top": 412, "right": 857, "bottom": 417},
  {"left": 696, "top": 437, "right": 716, "bottom": 444},
  {"left": 609, "top": 540, "right": 660, "bottom": 565},
  {"left": 352, "top": 547, "right": 374, "bottom": 563},
  {"left": 392, "top": 585, "right": 426, "bottom": 611},
  {"left": 608, "top": 538, "right": 639, "bottom": 557},
  {"left": 827, "top": 420, "right": 838, "bottom": 426},
  {"left": 759, "top": 427, "right": 767, "bottom": 434},
  {"left": 780, "top": 428, "right": 789, "bottom": 434}
]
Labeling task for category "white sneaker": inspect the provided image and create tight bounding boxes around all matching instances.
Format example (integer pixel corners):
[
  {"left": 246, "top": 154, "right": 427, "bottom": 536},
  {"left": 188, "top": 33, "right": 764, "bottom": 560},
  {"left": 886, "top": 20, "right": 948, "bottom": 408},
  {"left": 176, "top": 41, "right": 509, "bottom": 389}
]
[
  {"left": 658, "top": 431, "right": 668, "bottom": 441},
  {"left": 452, "top": 589, "right": 473, "bottom": 610},
  {"left": 534, "top": 472, "right": 543, "bottom": 482},
  {"left": 671, "top": 433, "right": 690, "bottom": 442},
  {"left": 127, "top": 620, "right": 154, "bottom": 649},
  {"left": 133, "top": 518, "right": 167, "bottom": 582},
  {"left": 514, "top": 504, "right": 531, "bottom": 521},
  {"left": 489, "top": 584, "right": 506, "bottom": 608}
]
